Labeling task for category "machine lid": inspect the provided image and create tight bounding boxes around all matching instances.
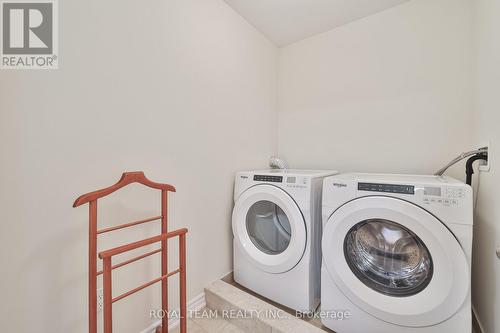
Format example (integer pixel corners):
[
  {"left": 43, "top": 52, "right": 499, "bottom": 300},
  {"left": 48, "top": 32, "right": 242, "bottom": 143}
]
[
  {"left": 322, "top": 196, "right": 469, "bottom": 327},
  {"left": 232, "top": 184, "right": 307, "bottom": 273}
]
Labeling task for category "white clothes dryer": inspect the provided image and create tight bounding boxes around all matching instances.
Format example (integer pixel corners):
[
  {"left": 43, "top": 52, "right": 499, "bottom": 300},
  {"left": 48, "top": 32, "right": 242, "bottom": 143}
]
[{"left": 232, "top": 169, "right": 337, "bottom": 312}]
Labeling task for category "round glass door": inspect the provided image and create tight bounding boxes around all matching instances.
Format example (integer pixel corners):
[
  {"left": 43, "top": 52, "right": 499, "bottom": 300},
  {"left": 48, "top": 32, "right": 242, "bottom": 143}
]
[
  {"left": 344, "top": 219, "right": 433, "bottom": 297},
  {"left": 232, "top": 184, "right": 307, "bottom": 273},
  {"left": 246, "top": 201, "right": 292, "bottom": 255}
]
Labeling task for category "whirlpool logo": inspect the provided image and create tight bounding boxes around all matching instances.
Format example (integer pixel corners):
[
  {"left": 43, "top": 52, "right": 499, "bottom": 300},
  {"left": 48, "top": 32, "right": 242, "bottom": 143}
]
[
  {"left": 1, "top": 0, "right": 58, "bottom": 69},
  {"left": 332, "top": 182, "right": 347, "bottom": 189}
]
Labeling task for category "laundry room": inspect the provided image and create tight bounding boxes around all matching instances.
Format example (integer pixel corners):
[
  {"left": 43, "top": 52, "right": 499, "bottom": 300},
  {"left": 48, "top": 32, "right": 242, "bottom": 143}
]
[{"left": 0, "top": 0, "right": 498, "bottom": 333}]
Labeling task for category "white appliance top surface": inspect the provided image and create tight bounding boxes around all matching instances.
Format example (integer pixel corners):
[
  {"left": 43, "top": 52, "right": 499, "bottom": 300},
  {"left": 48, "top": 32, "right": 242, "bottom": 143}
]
[
  {"left": 336, "top": 173, "right": 466, "bottom": 187},
  {"left": 245, "top": 169, "right": 338, "bottom": 178}
]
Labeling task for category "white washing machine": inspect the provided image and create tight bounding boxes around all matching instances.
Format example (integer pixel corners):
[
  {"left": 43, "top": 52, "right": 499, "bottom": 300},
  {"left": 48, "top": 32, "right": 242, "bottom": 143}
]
[
  {"left": 232, "top": 169, "right": 337, "bottom": 312},
  {"left": 321, "top": 173, "right": 473, "bottom": 333}
]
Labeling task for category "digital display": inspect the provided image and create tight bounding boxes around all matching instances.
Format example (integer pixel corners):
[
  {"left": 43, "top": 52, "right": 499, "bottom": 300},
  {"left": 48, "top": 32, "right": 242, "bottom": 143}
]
[
  {"left": 254, "top": 175, "right": 283, "bottom": 183},
  {"left": 287, "top": 177, "right": 296, "bottom": 184},
  {"left": 424, "top": 187, "right": 441, "bottom": 197},
  {"left": 358, "top": 182, "right": 415, "bottom": 195}
]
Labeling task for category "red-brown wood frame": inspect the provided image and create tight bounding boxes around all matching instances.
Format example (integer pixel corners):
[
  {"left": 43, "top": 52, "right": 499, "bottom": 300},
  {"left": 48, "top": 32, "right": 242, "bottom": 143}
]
[{"left": 73, "top": 172, "right": 187, "bottom": 333}]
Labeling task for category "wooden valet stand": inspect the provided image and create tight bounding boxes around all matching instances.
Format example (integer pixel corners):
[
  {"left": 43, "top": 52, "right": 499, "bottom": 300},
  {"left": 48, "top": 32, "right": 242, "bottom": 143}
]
[{"left": 74, "top": 171, "right": 187, "bottom": 333}]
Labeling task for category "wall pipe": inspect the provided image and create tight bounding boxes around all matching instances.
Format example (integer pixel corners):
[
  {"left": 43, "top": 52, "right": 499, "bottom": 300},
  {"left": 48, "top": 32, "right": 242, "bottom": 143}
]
[{"left": 465, "top": 154, "right": 488, "bottom": 186}]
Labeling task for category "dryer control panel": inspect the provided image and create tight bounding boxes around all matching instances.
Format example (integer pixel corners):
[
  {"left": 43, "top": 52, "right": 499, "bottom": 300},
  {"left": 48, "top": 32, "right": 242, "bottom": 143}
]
[
  {"left": 285, "top": 176, "right": 309, "bottom": 189},
  {"left": 423, "top": 186, "right": 465, "bottom": 207},
  {"left": 252, "top": 174, "right": 310, "bottom": 189},
  {"left": 253, "top": 175, "right": 283, "bottom": 182}
]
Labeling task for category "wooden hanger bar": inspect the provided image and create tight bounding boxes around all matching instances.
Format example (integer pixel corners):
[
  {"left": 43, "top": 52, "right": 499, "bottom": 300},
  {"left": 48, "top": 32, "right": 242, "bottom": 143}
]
[
  {"left": 96, "top": 248, "right": 162, "bottom": 276},
  {"left": 99, "top": 228, "right": 187, "bottom": 259},
  {"left": 73, "top": 172, "right": 176, "bottom": 207},
  {"left": 112, "top": 268, "right": 181, "bottom": 304},
  {"left": 97, "top": 216, "right": 162, "bottom": 235}
]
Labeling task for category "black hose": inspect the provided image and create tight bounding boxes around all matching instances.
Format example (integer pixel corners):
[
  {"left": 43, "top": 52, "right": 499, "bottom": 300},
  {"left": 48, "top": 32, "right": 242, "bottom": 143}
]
[{"left": 465, "top": 153, "right": 488, "bottom": 185}]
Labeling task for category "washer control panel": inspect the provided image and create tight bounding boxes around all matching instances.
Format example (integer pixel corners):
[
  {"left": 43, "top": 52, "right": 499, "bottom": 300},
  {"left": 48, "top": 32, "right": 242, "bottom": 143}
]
[
  {"left": 358, "top": 182, "right": 415, "bottom": 195},
  {"left": 445, "top": 187, "right": 465, "bottom": 199},
  {"left": 423, "top": 186, "right": 465, "bottom": 207}
]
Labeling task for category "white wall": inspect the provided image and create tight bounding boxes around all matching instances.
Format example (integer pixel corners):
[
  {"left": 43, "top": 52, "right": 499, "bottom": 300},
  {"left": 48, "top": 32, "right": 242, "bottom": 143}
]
[
  {"left": 472, "top": 1, "right": 500, "bottom": 332},
  {"left": 278, "top": 0, "right": 475, "bottom": 178},
  {"left": 2, "top": 0, "right": 498, "bottom": 332},
  {"left": 0, "top": 0, "right": 277, "bottom": 332}
]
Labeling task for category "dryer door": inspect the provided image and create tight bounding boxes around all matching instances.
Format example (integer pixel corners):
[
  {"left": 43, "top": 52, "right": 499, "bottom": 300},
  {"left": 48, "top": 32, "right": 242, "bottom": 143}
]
[
  {"left": 232, "top": 184, "right": 307, "bottom": 273},
  {"left": 322, "top": 196, "right": 469, "bottom": 327}
]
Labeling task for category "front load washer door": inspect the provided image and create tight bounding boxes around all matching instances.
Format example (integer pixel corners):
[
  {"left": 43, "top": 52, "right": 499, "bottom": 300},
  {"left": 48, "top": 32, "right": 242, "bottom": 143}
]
[
  {"left": 322, "top": 196, "right": 469, "bottom": 327},
  {"left": 232, "top": 184, "right": 307, "bottom": 274}
]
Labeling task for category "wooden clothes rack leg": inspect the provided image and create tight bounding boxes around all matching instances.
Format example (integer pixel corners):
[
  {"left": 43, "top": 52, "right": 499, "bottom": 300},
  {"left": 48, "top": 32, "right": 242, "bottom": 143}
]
[
  {"left": 89, "top": 200, "right": 98, "bottom": 333},
  {"left": 103, "top": 257, "right": 113, "bottom": 333},
  {"left": 74, "top": 172, "right": 187, "bottom": 333},
  {"left": 179, "top": 233, "right": 187, "bottom": 333},
  {"left": 161, "top": 190, "right": 169, "bottom": 333}
]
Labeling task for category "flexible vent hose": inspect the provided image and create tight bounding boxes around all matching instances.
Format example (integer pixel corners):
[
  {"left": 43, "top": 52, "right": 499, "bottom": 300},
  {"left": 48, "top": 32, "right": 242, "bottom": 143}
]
[
  {"left": 269, "top": 156, "right": 288, "bottom": 170},
  {"left": 434, "top": 148, "right": 488, "bottom": 176}
]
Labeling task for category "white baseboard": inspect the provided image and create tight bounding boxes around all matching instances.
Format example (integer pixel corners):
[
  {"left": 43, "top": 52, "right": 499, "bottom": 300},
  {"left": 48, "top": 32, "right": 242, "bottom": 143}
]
[{"left": 139, "top": 292, "right": 206, "bottom": 333}]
